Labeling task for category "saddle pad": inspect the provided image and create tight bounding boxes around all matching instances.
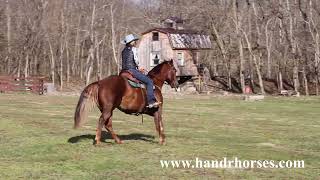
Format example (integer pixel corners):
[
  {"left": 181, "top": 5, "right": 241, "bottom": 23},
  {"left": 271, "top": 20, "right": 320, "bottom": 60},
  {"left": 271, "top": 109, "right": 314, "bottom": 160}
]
[{"left": 128, "top": 79, "right": 146, "bottom": 89}]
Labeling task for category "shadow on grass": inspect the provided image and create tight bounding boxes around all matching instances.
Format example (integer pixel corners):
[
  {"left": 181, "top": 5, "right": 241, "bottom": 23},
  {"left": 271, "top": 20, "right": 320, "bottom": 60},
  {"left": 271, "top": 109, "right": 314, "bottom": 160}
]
[{"left": 68, "top": 131, "right": 155, "bottom": 144}]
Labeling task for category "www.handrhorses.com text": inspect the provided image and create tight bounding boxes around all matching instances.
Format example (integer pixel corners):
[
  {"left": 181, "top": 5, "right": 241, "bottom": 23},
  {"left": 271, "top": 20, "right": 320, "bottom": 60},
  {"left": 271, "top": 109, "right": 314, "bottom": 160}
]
[{"left": 160, "top": 157, "right": 305, "bottom": 169}]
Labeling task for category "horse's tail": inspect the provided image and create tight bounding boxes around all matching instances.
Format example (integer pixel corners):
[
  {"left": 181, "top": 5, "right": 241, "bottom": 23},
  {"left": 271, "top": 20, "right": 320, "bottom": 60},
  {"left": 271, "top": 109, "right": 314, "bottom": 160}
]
[{"left": 74, "top": 82, "right": 99, "bottom": 129}]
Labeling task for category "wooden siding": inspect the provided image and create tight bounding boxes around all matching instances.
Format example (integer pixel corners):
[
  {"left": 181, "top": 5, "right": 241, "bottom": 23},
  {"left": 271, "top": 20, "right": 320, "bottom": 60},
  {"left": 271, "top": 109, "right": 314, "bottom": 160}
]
[
  {"left": 138, "top": 32, "right": 199, "bottom": 76},
  {"left": 137, "top": 33, "right": 151, "bottom": 69}
]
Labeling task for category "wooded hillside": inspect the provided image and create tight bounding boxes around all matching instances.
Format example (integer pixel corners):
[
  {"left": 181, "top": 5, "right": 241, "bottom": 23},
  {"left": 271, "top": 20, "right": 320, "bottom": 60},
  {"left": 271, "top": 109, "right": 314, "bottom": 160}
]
[{"left": 0, "top": 0, "right": 319, "bottom": 95}]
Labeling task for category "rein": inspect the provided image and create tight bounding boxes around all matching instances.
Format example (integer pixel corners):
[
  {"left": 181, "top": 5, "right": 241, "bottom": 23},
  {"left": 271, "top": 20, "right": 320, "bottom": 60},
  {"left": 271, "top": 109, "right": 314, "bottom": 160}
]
[{"left": 154, "top": 84, "right": 162, "bottom": 91}]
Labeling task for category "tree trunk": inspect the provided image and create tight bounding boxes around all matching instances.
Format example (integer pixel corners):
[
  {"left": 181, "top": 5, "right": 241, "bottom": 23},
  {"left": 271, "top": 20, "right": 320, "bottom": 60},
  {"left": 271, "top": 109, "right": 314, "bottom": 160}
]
[
  {"left": 24, "top": 50, "right": 29, "bottom": 78},
  {"left": 265, "top": 18, "right": 273, "bottom": 79},
  {"left": 238, "top": 39, "right": 245, "bottom": 93},
  {"left": 107, "top": 57, "right": 111, "bottom": 76},
  {"left": 59, "top": 42, "right": 64, "bottom": 91},
  {"left": 287, "top": 0, "right": 300, "bottom": 93},
  {"left": 293, "top": 64, "right": 299, "bottom": 92},
  {"left": 80, "top": 45, "right": 84, "bottom": 80},
  {"left": 315, "top": 34, "right": 320, "bottom": 95},
  {"left": 59, "top": 8, "right": 66, "bottom": 91},
  {"left": 251, "top": 0, "right": 261, "bottom": 44},
  {"left": 210, "top": 20, "right": 231, "bottom": 89},
  {"left": 316, "top": 70, "right": 319, "bottom": 96},
  {"left": 302, "top": 66, "right": 309, "bottom": 96},
  {"left": 6, "top": 0, "right": 11, "bottom": 74},
  {"left": 307, "top": 0, "right": 320, "bottom": 95},
  {"left": 85, "top": 47, "right": 94, "bottom": 85},
  {"left": 17, "top": 57, "right": 21, "bottom": 78},
  {"left": 278, "top": 70, "right": 283, "bottom": 91},
  {"left": 48, "top": 38, "right": 55, "bottom": 85},
  {"left": 233, "top": 0, "right": 245, "bottom": 93},
  {"left": 212, "top": 59, "right": 218, "bottom": 77},
  {"left": 66, "top": 43, "right": 70, "bottom": 84},
  {"left": 34, "top": 55, "right": 38, "bottom": 76},
  {"left": 66, "top": 26, "right": 70, "bottom": 84},
  {"left": 111, "top": 3, "right": 119, "bottom": 74},
  {"left": 100, "top": 39, "right": 105, "bottom": 78},
  {"left": 96, "top": 40, "right": 101, "bottom": 80},
  {"left": 242, "top": 31, "right": 265, "bottom": 94},
  {"left": 72, "top": 15, "right": 81, "bottom": 76},
  {"left": 85, "top": 0, "right": 96, "bottom": 85}
]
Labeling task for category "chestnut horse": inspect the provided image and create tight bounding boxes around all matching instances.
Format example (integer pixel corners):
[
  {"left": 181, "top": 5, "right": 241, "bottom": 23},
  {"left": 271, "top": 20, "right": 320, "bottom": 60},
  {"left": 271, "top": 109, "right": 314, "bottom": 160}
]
[{"left": 74, "top": 60, "right": 178, "bottom": 145}]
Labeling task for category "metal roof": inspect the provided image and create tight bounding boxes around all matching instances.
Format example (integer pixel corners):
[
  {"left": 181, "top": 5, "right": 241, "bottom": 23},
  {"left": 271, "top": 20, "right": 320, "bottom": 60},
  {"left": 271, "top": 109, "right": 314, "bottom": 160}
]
[
  {"left": 169, "top": 34, "right": 212, "bottom": 50},
  {"left": 142, "top": 28, "right": 212, "bottom": 50},
  {"left": 142, "top": 28, "right": 197, "bottom": 35}
]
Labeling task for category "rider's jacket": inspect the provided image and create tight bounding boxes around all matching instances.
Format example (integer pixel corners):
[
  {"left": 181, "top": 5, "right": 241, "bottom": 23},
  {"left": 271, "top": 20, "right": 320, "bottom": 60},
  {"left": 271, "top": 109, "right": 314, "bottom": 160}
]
[{"left": 122, "top": 46, "right": 138, "bottom": 70}]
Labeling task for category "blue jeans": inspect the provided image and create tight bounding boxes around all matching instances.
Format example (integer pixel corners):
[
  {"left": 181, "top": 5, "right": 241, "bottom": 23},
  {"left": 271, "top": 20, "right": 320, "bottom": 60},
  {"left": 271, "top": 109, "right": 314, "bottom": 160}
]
[{"left": 128, "top": 68, "right": 156, "bottom": 104}]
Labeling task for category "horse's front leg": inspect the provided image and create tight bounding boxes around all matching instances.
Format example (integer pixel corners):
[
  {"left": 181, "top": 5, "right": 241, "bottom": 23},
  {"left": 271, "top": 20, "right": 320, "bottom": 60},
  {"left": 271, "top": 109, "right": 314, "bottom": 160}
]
[{"left": 154, "top": 108, "right": 165, "bottom": 145}]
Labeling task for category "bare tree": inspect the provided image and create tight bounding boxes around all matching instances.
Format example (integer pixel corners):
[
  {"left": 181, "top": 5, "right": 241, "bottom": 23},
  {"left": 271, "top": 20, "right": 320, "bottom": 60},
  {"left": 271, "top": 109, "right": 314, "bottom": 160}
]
[
  {"left": 0, "top": 0, "right": 320, "bottom": 95},
  {"left": 6, "top": 0, "right": 12, "bottom": 74},
  {"left": 232, "top": 0, "right": 245, "bottom": 93}
]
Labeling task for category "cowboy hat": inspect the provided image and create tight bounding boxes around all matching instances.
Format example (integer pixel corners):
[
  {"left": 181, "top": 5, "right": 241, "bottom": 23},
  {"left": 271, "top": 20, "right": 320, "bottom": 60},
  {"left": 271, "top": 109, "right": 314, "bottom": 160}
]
[{"left": 121, "top": 34, "right": 139, "bottom": 44}]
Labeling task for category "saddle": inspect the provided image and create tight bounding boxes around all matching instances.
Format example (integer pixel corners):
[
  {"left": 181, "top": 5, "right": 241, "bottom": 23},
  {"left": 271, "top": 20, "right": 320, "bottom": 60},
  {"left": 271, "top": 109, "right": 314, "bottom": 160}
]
[{"left": 119, "top": 70, "right": 146, "bottom": 89}]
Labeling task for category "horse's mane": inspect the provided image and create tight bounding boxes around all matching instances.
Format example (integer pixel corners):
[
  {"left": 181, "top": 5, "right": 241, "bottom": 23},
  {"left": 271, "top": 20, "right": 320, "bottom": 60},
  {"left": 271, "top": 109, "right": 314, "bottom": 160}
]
[{"left": 147, "top": 61, "right": 169, "bottom": 78}]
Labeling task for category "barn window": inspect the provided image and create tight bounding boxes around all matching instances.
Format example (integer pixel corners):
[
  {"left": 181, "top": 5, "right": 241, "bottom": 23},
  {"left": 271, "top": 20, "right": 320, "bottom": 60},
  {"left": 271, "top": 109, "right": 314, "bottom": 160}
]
[
  {"left": 177, "top": 52, "right": 184, "bottom": 66},
  {"left": 167, "top": 23, "right": 173, "bottom": 28},
  {"left": 153, "top": 54, "right": 160, "bottom": 65},
  {"left": 152, "top": 32, "right": 159, "bottom": 41},
  {"left": 151, "top": 52, "right": 161, "bottom": 67}
]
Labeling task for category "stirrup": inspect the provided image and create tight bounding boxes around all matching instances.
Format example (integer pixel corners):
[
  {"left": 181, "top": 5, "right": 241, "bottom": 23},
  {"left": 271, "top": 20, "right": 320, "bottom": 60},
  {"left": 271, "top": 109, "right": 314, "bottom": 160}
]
[{"left": 147, "top": 101, "right": 162, "bottom": 108}]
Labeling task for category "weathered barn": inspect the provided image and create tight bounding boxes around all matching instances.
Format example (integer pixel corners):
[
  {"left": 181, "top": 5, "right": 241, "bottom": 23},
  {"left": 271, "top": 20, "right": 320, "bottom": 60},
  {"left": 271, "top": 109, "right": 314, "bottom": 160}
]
[{"left": 137, "top": 17, "right": 212, "bottom": 80}]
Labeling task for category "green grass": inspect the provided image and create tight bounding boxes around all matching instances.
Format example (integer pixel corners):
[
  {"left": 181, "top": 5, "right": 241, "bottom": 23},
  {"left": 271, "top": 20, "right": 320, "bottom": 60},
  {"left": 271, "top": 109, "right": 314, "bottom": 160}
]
[{"left": 0, "top": 94, "right": 319, "bottom": 179}]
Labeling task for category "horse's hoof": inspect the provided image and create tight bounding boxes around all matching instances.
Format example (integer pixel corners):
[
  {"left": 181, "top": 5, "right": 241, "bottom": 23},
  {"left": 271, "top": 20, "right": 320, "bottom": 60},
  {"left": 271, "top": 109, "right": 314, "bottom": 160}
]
[
  {"left": 159, "top": 141, "right": 165, "bottom": 145},
  {"left": 94, "top": 140, "right": 101, "bottom": 146}
]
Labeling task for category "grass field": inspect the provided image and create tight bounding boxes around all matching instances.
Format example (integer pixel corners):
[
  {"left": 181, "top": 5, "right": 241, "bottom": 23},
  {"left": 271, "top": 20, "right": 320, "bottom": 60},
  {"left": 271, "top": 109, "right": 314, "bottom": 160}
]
[{"left": 0, "top": 93, "right": 319, "bottom": 179}]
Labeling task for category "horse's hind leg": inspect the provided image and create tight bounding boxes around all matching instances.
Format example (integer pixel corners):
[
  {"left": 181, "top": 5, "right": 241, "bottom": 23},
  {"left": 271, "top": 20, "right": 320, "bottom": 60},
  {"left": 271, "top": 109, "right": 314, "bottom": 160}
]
[
  {"left": 105, "top": 117, "right": 123, "bottom": 144},
  {"left": 95, "top": 110, "right": 112, "bottom": 145}
]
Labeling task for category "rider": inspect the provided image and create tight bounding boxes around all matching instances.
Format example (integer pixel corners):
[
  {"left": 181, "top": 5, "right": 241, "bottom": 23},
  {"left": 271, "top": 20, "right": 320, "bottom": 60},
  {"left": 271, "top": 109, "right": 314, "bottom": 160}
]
[{"left": 121, "top": 34, "right": 161, "bottom": 108}]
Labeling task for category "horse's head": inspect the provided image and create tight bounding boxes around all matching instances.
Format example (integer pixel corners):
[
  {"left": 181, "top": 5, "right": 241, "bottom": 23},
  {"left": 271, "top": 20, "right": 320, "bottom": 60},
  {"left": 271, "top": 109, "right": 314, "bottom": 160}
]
[
  {"left": 163, "top": 59, "right": 179, "bottom": 88},
  {"left": 148, "top": 59, "right": 179, "bottom": 89}
]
